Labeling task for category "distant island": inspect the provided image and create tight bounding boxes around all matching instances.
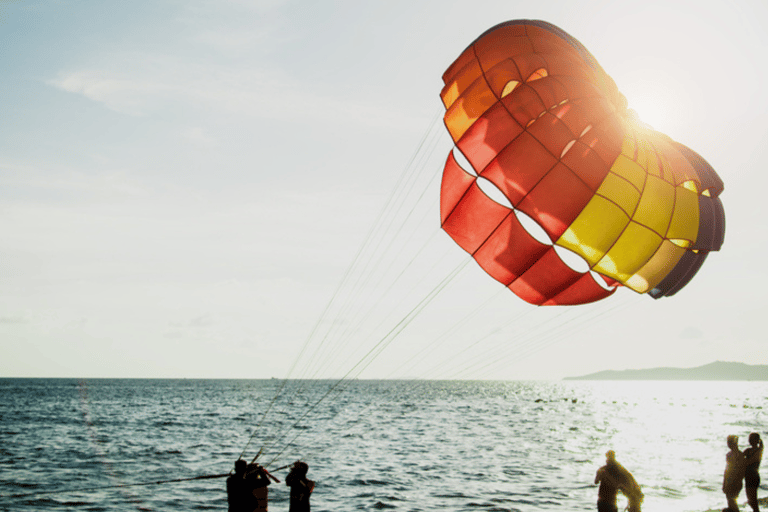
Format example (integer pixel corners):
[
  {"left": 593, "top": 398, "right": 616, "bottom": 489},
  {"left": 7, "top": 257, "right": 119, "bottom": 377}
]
[{"left": 564, "top": 361, "right": 768, "bottom": 381}]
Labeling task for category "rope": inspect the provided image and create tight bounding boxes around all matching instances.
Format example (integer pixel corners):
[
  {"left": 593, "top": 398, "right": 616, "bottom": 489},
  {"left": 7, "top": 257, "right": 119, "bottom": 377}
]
[
  {"left": 239, "top": 107, "right": 444, "bottom": 461},
  {"left": 259, "top": 258, "right": 471, "bottom": 467},
  {"left": 3, "top": 473, "right": 230, "bottom": 500}
]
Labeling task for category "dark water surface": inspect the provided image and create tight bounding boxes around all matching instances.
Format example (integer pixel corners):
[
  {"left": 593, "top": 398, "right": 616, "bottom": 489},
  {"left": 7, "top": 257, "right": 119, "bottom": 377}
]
[{"left": 1, "top": 378, "right": 766, "bottom": 511}]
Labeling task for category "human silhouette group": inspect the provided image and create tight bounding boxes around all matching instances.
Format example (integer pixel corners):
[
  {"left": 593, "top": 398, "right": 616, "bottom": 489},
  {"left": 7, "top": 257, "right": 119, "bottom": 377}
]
[
  {"left": 227, "top": 459, "right": 314, "bottom": 512},
  {"left": 596, "top": 433, "right": 763, "bottom": 512},
  {"left": 723, "top": 433, "right": 764, "bottom": 512},
  {"left": 226, "top": 434, "right": 763, "bottom": 512}
]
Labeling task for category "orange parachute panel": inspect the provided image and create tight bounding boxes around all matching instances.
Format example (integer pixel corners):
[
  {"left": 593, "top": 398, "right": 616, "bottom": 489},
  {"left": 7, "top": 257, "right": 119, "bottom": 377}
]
[{"left": 440, "top": 20, "right": 725, "bottom": 305}]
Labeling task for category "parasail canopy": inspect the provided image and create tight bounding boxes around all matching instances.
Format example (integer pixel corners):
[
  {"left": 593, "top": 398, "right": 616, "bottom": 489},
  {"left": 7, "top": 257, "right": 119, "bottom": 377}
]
[{"left": 439, "top": 20, "right": 725, "bottom": 305}]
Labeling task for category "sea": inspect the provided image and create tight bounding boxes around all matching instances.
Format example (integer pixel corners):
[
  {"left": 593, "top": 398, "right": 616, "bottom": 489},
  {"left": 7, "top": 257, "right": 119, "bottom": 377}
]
[{"left": 1, "top": 378, "right": 766, "bottom": 512}]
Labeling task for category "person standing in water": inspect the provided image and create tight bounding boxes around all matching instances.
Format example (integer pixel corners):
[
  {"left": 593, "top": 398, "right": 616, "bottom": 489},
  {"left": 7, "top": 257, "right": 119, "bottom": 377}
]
[
  {"left": 595, "top": 450, "right": 643, "bottom": 512},
  {"left": 227, "top": 459, "right": 273, "bottom": 512},
  {"left": 744, "top": 433, "right": 764, "bottom": 512},
  {"left": 285, "top": 461, "right": 315, "bottom": 512},
  {"left": 251, "top": 463, "right": 278, "bottom": 512},
  {"left": 723, "top": 435, "right": 746, "bottom": 512}
]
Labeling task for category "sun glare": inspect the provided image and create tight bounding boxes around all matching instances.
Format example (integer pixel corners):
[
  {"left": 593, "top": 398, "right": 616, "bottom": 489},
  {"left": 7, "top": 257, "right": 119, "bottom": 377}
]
[{"left": 623, "top": 88, "right": 673, "bottom": 133}]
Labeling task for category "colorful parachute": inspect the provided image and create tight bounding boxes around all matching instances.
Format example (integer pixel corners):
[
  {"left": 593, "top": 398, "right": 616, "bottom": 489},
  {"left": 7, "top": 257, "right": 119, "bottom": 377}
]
[{"left": 440, "top": 20, "right": 725, "bottom": 305}]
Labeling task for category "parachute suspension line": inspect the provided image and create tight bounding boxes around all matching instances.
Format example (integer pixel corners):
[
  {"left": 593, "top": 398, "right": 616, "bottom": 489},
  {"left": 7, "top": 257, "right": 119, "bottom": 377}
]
[
  {"left": 388, "top": 286, "right": 514, "bottom": 379},
  {"left": 240, "top": 108, "right": 447, "bottom": 461},
  {"left": 488, "top": 293, "right": 643, "bottom": 373},
  {"left": 430, "top": 291, "right": 640, "bottom": 380},
  {"left": 514, "top": 293, "right": 642, "bottom": 365},
  {"left": 280, "top": 296, "right": 540, "bottom": 467},
  {"left": 324, "top": 141, "right": 446, "bottom": 353},
  {"left": 264, "top": 111, "right": 444, "bottom": 400},
  {"left": 301, "top": 192, "right": 445, "bottom": 381},
  {"left": 438, "top": 308, "right": 582, "bottom": 380},
  {"left": 327, "top": 162, "right": 447, "bottom": 359},
  {"left": 286, "top": 107, "right": 444, "bottom": 382},
  {"left": 278, "top": 293, "right": 535, "bottom": 467},
  {"left": 306, "top": 227, "right": 446, "bottom": 380},
  {"left": 255, "top": 263, "right": 636, "bottom": 465},
  {"left": 443, "top": 292, "right": 642, "bottom": 380},
  {"left": 240, "top": 378, "right": 292, "bottom": 461},
  {"left": 308, "top": 106, "right": 443, "bottom": 373},
  {"left": 265, "top": 268, "right": 633, "bottom": 466},
  {"left": 256, "top": 240, "right": 468, "bottom": 466},
  {"left": 260, "top": 257, "right": 472, "bottom": 468},
  {"left": 296, "top": 114, "right": 447, "bottom": 382},
  {"left": 440, "top": 305, "right": 579, "bottom": 379},
  {"left": 265, "top": 226, "right": 452, "bottom": 451},
  {"left": 415, "top": 301, "right": 538, "bottom": 381}
]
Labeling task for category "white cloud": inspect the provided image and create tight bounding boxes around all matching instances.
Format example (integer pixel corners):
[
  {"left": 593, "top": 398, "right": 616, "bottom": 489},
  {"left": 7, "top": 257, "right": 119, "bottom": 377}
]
[
  {"left": 48, "top": 54, "right": 426, "bottom": 132},
  {"left": 49, "top": 69, "right": 173, "bottom": 116}
]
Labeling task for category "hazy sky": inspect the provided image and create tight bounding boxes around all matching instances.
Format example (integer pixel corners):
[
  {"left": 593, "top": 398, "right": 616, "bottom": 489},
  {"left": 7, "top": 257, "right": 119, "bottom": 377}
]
[{"left": 2, "top": 0, "right": 767, "bottom": 380}]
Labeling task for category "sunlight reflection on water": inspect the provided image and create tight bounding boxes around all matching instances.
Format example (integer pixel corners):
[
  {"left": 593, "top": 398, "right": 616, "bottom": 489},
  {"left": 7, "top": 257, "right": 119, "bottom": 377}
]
[
  {"left": 2, "top": 379, "right": 766, "bottom": 512},
  {"left": 577, "top": 381, "right": 766, "bottom": 512}
]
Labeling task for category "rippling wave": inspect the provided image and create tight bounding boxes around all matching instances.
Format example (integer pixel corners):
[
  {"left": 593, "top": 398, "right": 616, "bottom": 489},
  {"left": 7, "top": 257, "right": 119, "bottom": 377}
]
[{"left": 1, "top": 379, "right": 766, "bottom": 512}]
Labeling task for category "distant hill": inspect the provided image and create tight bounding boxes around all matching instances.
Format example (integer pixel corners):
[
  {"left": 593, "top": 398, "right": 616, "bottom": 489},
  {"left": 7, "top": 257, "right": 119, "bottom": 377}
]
[{"left": 564, "top": 361, "right": 768, "bottom": 381}]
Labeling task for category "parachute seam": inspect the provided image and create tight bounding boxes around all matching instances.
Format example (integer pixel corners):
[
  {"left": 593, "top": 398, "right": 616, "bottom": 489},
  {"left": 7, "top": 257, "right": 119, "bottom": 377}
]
[
  {"left": 590, "top": 126, "right": 668, "bottom": 283},
  {"left": 517, "top": 98, "right": 634, "bottom": 295},
  {"left": 461, "top": 51, "right": 614, "bottom": 198},
  {"left": 472, "top": 24, "right": 628, "bottom": 235},
  {"left": 516, "top": 74, "right": 619, "bottom": 209},
  {"left": 646, "top": 137, "right": 680, "bottom": 244},
  {"left": 452, "top": 22, "right": 681, "bottom": 302},
  {"left": 462, "top": 35, "right": 632, "bottom": 300},
  {"left": 439, "top": 42, "right": 519, "bottom": 258},
  {"left": 588, "top": 130, "right": 640, "bottom": 275},
  {"left": 437, "top": 40, "right": 511, "bottom": 229},
  {"left": 513, "top": 246, "right": 587, "bottom": 304},
  {"left": 546, "top": 272, "right": 617, "bottom": 305},
  {"left": 439, "top": 149, "right": 484, "bottom": 231}
]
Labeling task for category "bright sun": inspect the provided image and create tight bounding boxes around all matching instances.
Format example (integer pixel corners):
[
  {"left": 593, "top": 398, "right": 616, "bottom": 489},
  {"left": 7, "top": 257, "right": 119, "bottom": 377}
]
[{"left": 622, "top": 84, "right": 675, "bottom": 133}]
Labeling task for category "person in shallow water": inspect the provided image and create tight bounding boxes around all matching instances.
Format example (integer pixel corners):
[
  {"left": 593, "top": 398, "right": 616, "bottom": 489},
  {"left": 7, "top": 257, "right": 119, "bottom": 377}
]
[
  {"left": 594, "top": 450, "right": 644, "bottom": 512},
  {"left": 226, "top": 459, "right": 273, "bottom": 512},
  {"left": 744, "top": 433, "right": 764, "bottom": 512},
  {"left": 285, "top": 461, "right": 315, "bottom": 512},
  {"left": 723, "top": 435, "right": 746, "bottom": 512}
]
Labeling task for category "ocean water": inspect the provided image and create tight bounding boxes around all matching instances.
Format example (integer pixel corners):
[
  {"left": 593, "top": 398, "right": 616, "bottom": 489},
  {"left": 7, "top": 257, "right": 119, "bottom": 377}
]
[{"left": 1, "top": 378, "right": 766, "bottom": 512}]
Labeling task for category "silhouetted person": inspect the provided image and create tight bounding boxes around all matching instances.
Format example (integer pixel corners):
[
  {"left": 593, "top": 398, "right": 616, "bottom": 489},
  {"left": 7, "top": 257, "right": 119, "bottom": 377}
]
[
  {"left": 723, "top": 435, "right": 746, "bottom": 512},
  {"left": 251, "top": 463, "right": 277, "bottom": 512},
  {"left": 744, "top": 433, "right": 764, "bottom": 512},
  {"left": 285, "top": 461, "right": 315, "bottom": 512},
  {"left": 595, "top": 450, "right": 643, "bottom": 512},
  {"left": 227, "top": 459, "right": 272, "bottom": 512}
]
